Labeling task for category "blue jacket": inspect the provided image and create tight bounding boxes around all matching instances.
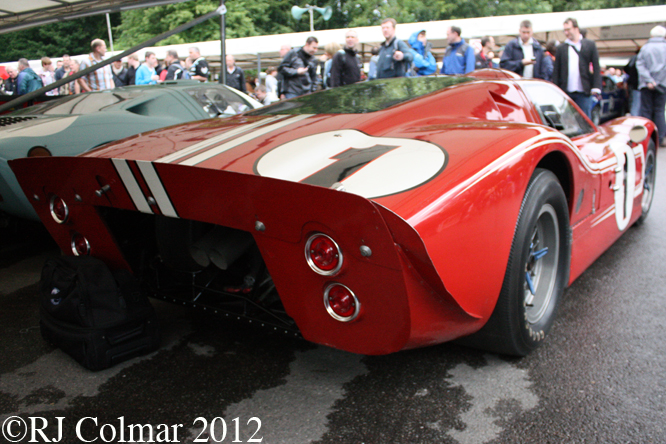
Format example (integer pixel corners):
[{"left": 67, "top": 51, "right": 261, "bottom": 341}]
[
  {"left": 440, "top": 38, "right": 475, "bottom": 75},
  {"left": 408, "top": 31, "right": 437, "bottom": 76},
  {"left": 135, "top": 64, "right": 157, "bottom": 85},
  {"left": 17, "top": 67, "right": 43, "bottom": 95}
]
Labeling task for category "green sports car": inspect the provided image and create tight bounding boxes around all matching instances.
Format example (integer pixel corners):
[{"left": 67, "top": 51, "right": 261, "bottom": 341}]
[{"left": 0, "top": 81, "right": 261, "bottom": 220}]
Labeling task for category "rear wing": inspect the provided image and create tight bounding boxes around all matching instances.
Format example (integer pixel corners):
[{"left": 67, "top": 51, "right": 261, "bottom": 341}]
[{"left": 11, "top": 156, "right": 479, "bottom": 354}]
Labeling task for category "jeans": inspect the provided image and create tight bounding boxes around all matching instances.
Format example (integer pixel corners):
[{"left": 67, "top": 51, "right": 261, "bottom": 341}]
[
  {"left": 630, "top": 89, "right": 641, "bottom": 116},
  {"left": 568, "top": 91, "right": 593, "bottom": 119},
  {"left": 640, "top": 87, "right": 666, "bottom": 142}
]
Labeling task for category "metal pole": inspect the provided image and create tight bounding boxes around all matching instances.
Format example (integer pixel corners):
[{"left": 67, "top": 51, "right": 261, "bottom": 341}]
[
  {"left": 0, "top": 6, "right": 226, "bottom": 114},
  {"left": 219, "top": 0, "right": 226, "bottom": 84},
  {"left": 309, "top": 7, "right": 314, "bottom": 33},
  {"left": 257, "top": 53, "right": 262, "bottom": 86},
  {"left": 106, "top": 13, "right": 114, "bottom": 53}
]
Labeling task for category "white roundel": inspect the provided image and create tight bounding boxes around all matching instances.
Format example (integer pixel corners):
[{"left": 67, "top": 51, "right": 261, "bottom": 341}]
[{"left": 255, "top": 130, "right": 447, "bottom": 198}]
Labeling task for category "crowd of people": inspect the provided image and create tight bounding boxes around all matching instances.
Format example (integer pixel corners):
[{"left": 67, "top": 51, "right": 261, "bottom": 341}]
[
  {"left": 1, "top": 17, "right": 664, "bottom": 145},
  {"left": 0, "top": 40, "right": 209, "bottom": 96},
  {"left": 250, "top": 17, "right": 663, "bottom": 145}
]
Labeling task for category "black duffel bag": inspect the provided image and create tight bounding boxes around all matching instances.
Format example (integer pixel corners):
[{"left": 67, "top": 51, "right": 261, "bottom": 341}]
[{"left": 39, "top": 256, "right": 160, "bottom": 371}]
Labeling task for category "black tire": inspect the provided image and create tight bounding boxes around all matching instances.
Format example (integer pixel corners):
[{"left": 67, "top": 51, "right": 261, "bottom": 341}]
[
  {"left": 460, "top": 169, "right": 571, "bottom": 356},
  {"left": 635, "top": 138, "right": 656, "bottom": 225},
  {"left": 591, "top": 107, "right": 600, "bottom": 126}
]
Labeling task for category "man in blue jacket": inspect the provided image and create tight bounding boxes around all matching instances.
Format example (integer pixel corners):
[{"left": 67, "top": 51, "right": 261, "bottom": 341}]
[
  {"left": 440, "top": 26, "right": 475, "bottom": 75},
  {"left": 500, "top": 20, "right": 549, "bottom": 80},
  {"left": 408, "top": 30, "right": 437, "bottom": 76}
]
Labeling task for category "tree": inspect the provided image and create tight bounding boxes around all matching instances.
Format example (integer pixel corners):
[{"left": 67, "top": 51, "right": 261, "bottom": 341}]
[
  {"left": 0, "top": 15, "right": 120, "bottom": 63},
  {"left": 113, "top": 1, "right": 300, "bottom": 49}
]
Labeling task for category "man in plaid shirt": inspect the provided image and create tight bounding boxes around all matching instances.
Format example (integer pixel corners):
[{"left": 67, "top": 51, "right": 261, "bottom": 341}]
[{"left": 79, "top": 39, "right": 114, "bottom": 91}]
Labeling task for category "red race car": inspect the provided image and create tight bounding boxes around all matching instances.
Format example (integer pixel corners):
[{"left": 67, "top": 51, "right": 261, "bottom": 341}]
[{"left": 9, "top": 71, "right": 658, "bottom": 356}]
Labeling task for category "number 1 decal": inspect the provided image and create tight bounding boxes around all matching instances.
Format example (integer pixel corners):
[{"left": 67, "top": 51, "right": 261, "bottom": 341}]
[
  {"left": 609, "top": 142, "right": 636, "bottom": 231},
  {"left": 255, "top": 130, "right": 447, "bottom": 199},
  {"left": 301, "top": 144, "right": 400, "bottom": 186}
]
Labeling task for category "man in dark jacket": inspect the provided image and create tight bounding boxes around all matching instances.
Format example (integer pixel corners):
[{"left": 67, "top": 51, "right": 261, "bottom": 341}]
[
  {"left": 377, "top": 18, "right": 414, "bottom": 79},
  {"left": 16, "top": 58, "right": 43, "bottom": 95},
  {"left": 164, "top": 50, "right": 189, "bottom": 81},
  {"left": 278, "top": 36, "right": 319, "bottom": 99},
  {"left": 225, "top": 55, "right": 246, "bottom": 93},
  {"left": 624, "top": 51, "right": 640, "bottom": 116},
  {"left": 500, "top": 20, "right": 548, "bottom": 79},
  {"left": 111, "top": 59, "right": 130, "bottom": 87},
  {"left": 552, "top": 18, "right": 601, "bottom": 118},
  {"left": 330, "top": 30, "right": 361, "bottom": 87}
]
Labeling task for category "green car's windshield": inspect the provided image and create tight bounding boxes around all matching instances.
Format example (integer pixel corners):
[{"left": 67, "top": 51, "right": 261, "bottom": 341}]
[
  {"left": 10, "top": 90, "right": 145, "bottom": 116},
  {"left": 246, "top": 76, "right": 473, "bottom": 115}
]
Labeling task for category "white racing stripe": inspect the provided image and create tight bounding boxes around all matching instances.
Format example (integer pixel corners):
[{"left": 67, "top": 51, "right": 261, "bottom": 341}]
[
  {"left": 156, "top": 115, "right": 285, "bottom": 164},
  {"left": 136, "top": 161, "right": 178, "bottom": 218},
  {"left": 179, "top": 114, "right": 314, "bottom": 166},
  {"left": 112, "top": 159, "right": 153, "bottom": 214}
]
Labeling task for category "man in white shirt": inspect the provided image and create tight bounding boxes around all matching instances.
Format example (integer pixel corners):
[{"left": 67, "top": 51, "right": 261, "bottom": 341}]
[{"left": 552, "top": 18, "right": 602, "bottom": 119}]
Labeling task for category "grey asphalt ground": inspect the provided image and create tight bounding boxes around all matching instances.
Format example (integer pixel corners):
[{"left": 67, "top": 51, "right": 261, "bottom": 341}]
[{"left": 1, "top": 149, "right": 664, "bottom": 444}]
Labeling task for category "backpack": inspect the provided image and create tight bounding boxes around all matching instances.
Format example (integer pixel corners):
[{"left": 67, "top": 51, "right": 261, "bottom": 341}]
[
  {"left": 171, "top": 62, "right": 190, "bottom": 80},
  {"left": 444, "top": 41, "right": 470, "bottom": 59},
  {"left": 40, "top": 256, "right": 153, "bottom": 329},
  {"left": 39, "top": 256, "right": 159, "bottom": 370}
]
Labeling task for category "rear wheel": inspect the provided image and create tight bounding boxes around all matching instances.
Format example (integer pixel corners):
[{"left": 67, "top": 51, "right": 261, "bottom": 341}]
[{"left": 460, "top": 169, "right": 571, "bottom": 356}]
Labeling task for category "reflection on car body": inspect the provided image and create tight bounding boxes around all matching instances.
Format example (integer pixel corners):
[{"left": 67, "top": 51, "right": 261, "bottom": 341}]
[{"left": 0, "top": 81, "right": 261, "bottom": 220}]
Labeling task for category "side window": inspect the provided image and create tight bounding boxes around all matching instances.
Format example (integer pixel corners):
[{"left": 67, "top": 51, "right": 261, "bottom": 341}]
[
  {"left": 522, "top": 82, "right": 594, "bottom": 138},
  {"left": 186, "top": 87, "right": 252, "bottom": 118}
]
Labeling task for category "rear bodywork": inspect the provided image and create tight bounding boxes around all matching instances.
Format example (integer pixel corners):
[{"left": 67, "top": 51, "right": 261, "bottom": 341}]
[{"left": 10, "top": 75, "right": 656, "bottom": 355}]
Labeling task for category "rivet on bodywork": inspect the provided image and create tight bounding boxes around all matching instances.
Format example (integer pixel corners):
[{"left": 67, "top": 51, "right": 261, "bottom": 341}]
[
  {"left": 255, "top": 221, "right": 266, "bottom": 232},
  {"left": 75, "top": 194, "right": 82, "bottom": 202},
  {"left": 147, "top": 197, "right": 157, "bottom": 206},
  {"left": 360, "top": 245, "right": 372, "bottom": 257},
  {"left": 33, "top": 194, "right": 39, "bottom": 201},
  {"left": 95, "top": 184, "right": 111, "bottom": 197}
]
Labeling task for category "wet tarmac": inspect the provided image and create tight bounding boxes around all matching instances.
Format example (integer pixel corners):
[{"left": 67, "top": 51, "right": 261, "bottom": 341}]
[{"left": 1, "top": 149, "right": 665, "bottom": 443}]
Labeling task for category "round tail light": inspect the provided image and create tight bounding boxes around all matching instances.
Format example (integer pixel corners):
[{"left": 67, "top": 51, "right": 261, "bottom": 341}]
[
  {"left": 305, "top": 234, "right": 342, "bottom": 275},
  {"left": 71, "top": 233, "right": 90, "bottom": 256},
  {"left": 49, "top": 195, "right": 69, "bottom": 224},
  {"left": 324, "top": 284, "right": 360, "bottom": 322},
  {"left": 27, "top": 146, "right": 52, "bottom": 157}
]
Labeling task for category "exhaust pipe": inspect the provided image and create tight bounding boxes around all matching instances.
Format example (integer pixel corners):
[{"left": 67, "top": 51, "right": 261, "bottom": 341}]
[{"left": 190, "top": 226, "right": 254, "bottom": 270}]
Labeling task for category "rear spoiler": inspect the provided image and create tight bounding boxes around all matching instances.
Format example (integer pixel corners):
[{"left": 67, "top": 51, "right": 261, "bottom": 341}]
[{"left": 11, "top": 156, "right": 479, "bottom": 354}]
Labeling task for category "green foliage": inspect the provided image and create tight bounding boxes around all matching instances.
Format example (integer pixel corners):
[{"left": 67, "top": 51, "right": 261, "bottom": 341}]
[
  {"left": 0, "top": 15, "right": 120, "bottom": 63},
  {"left": 550, "top": 0, "right": 662, "bottom": 12},
  {"left": 113, "top": 1, "right": 304, "bottom": 49},
  {"left": 338, "top": 0, "right": 553, "bottom": 26}
]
